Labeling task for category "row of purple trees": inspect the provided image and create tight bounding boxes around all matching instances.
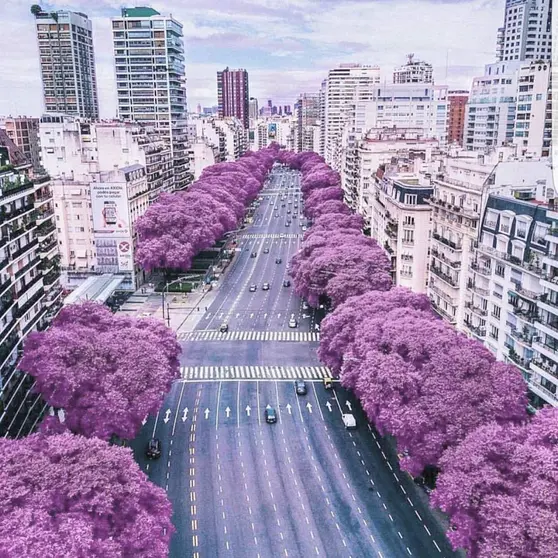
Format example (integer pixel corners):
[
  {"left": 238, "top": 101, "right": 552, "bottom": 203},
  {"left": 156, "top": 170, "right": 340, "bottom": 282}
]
[
  {"left": 2, "top": 150, "right": 283, "bottom": 556},
  {"left": 276, "top": 149, "right": 554, "bottom": 557}
]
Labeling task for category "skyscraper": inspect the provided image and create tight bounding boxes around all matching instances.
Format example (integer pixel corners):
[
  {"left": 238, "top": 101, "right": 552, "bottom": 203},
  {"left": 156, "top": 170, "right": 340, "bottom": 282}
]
[
  {"left": 248, "top": 97, "right": 259, "bottom": 120},
  {"left": 393, "top": 54, "right": 433, "bottom": 84},
  {"left": 111, "top": 7, "right": 190, "bottom": 190},
  {"left": 217, "top": 68, "right": 250, "bottom": 128},
  {"left": 32, "top": 8, "right": 99, "bottom": 118},
  {"left": 496, "top": 0, "right": 552, "bottom": 62},
  {"left": 296, "top": 93, "right": 320, "bottom": 153}
]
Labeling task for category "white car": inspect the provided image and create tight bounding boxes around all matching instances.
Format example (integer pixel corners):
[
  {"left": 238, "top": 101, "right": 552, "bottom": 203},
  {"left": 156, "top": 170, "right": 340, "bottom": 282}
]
[
  {"left": 288, "top": 315, "right": 297, "bottom": 328},
  {"left": 342, "top": 414, "right": 357, "bottom": 430}
]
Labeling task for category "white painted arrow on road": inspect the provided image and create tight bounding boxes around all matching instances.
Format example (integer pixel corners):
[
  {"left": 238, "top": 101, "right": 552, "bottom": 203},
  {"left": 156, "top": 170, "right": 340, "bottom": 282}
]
[
  {"left": 204, "top": 408, "right": 210, "bottom": 419},
  {"left": 182, "top": 408, "right": 188, "bottom": 422},
  {"left": 306, "top": 402, "right": 313, "bottom": 414},
  {"left": 264, "top": 313, "right": 267, "bottom": 318},
  {"left": 141, "top": 415, "right": 148, "bottom": 426},
  {"left": 286, "top": 403, "right": 292, "bottom": 415},
  {"left": 325, "top": 401, "right": 332, "bottom": 412},
  {"left": 225, "top": 407, "right": 231, "bottom": 418},
  {"left": 246, "top": 405, "right": 251, "bottom": 416},
  {"left": 345, "top": 401, "right": 353, "bottom": 411},
  {"left": 163, "top": 409, "right": 171, "bottom": 424}
]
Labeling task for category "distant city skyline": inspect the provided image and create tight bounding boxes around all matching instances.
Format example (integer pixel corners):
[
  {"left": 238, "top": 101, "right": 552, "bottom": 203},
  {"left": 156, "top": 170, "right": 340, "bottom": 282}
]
[{"left": 0, "top": 0, "right": 504, "bottom": 118}]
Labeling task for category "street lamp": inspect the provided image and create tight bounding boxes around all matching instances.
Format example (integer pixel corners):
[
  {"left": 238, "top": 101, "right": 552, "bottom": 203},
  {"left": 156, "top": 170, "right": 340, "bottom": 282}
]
[{"left": 162, "top": 274, "right": 200, "bottom": 325}]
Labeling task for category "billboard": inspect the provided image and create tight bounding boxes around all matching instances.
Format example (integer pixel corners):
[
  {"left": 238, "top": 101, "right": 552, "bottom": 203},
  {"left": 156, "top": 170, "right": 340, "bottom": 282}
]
[
  {"left": 91, "top": 182, "right": 130, "bottom": 238},
  {"left": 268, "top": 123, "right": 277, "bottom": 139},
  {"left": 116, "top": 239, "right": 134, "bottom": 272}
]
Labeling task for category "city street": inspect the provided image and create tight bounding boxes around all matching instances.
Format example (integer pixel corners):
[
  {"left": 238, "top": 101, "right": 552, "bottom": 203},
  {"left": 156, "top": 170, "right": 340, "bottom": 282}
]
[{"left": 130, "top": 165, "right": 458, "bottom": 558}]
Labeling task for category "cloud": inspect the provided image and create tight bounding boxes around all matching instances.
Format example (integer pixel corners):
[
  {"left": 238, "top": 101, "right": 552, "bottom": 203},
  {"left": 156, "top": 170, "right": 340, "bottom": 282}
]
[{"left": 1, "top": 0, "right": 504, "bottom": 116}]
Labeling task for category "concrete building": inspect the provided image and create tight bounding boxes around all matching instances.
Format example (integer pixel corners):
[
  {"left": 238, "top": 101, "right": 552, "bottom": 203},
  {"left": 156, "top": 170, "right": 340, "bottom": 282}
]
[
  {"left": 464, "top": 61, "right": 521, "bottom": 151},
  {"left": 111, "top": 7, "right": 190, "bottom": 190},
  {"left": 190, "top": 116, "right": 247, "bottom": 163},
  {"left": 447, "top": 90, "right": 469, "bottom": 146},
  {"left": 217, "top": 68, "right": 250, "bottom": 128},
  {"left": 371, "top": 158, "right": 434, "bottom": 293},
  {"left": 324, "top": 64, "right": 381, "bottom": 172},
  {"left": 513, "top": 61, "right": 551, "bottom": 158},
  {"left": 496, "top": 0, "right": 552, "bottom": 62},
  {"left": 32, "top": 8, "right": 99, "bottom": 119},
  {"left": 188, "top": 140, "right": 218, "bottom": 179},
  {"left": 39, "top": 116, "right": 170, "bottom": 290},
  {"left": 0, "top": 135, "right": 62, "bottom": 438},
  {"left": 318, "top": 79, "right": 327, "bottom": 158},
  {"left": 3, "top": 118, "right": 42, "bottom": 173},
  {"left": 249, "top": 97, "right": 259, "bottom": 121},
  {"left": 296, "top": 93, "right": 320, "bottom": 153},
  {"left": 393, "top": 54, "right": 433, "bottom": 84},
  {"left": 250, "top": 117, "right": 295, "bottom": 151}
]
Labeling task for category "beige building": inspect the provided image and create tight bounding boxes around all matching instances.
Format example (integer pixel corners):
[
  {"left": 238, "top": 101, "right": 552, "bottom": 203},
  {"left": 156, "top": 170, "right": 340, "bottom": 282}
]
[{"left": 3, "top": 118, "right": 42, "bottom": 173}]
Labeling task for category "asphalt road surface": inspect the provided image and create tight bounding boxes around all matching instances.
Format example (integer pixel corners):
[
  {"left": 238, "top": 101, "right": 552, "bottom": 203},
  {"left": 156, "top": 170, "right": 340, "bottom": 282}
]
[{"left": 131, "top": 164, "right": 459, "bottom": 558}]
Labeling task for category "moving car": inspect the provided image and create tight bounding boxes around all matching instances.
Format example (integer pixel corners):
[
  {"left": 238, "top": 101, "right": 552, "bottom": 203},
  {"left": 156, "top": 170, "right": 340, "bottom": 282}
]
[
  {"left": 288, "top": 315, "right": 297, "bottom": 328},
  {"left": 323, "top": 377, "right": 333, "bottom": 390},
  {"left": 276, "top": 258, "right": 282, "bottom": 264},
  {"left": 262, "top": 282, "right": 270, "bottom": 291},
  {"left": 265, "top": 406, "right": 277, "bottom": 424},
  {"left": 342, "top": 414, "right": 357, "bottom": 430},
  {"left": 287, "top": 210, "right": 291, "bottom": 214},
  {"left": 264, "top": 247, "right": 269, "bottom": 253},
  {"left": 146, "top": 438, "right": 162, "bottom": 459},
  {"left": 295, "top": 380, "right": 307, "bottom": 395},
  {"left": 249, "top": 284, "right": 257, "bottom": 292},
  {"left": 285, "top": 222, "right": 290, "bottom": 227},
  {"left": 283, "top": 279, "right": 291, "bottom": 287},
  {"left": 302, "top": 301, "right": 309, "bottom": 311},
  {"left": 219, "top": 323, "right": 229, "bottom": 333},
  {"left": 251, "top": 252, "right": 257, "bottom": 258},
  {"left": 302, "top": 226, "right": 307, "bottom": 231}
]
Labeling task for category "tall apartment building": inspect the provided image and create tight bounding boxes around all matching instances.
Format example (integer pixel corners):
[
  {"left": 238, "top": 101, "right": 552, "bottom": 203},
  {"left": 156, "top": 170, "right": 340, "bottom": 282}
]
[
  {"left": 447, "top": 90, "right": 469, "bottom": 146},
  {"left": 513, "top": 61, "right": 551, "bottom": 157},
  {"left": 371, "top": 158, "right": 434, "bottom": 293},
  {"left": 296, "top": 93, "right": 320, "bottom": 153},
  {"left": 3, "top": 118, "right": 42, "bottom": 173},
  {"left": 250, "top": 117, "right": 296, "bottom": 151},
  {"left": 318, "top": 79, "right": 327, "bottom": 158},
  {"left": 190, "top": 116, "right": 247, "bottom": 162},
  {"left": 465, "top": 61, "right": 521, "bottom": 151},
  {"left": 324, "top": 64, "right": 381, "bottom": 172},
  {"left": 32, "top": 8, "right": 99, "bottom": 119},
  {"left": 393, "top": 54, "right": 433, "bottom": 84},
  {"left": 217, "top": 68, "right": 250, "bottom": 128},
  {"left": 0, "top": 132, "right": 62, "bottom": 438},
  {"left": 248, "top": 97, "right": 259, "bottom": 121},
  {"left": 496, "top": 0, "right": 552, "bottom": 62},
  {"left": 111, "top": 7, "right": 190, "bottom": 190},
  {"left": 39, "top": 116, "right": 170, "bottom": 290}
]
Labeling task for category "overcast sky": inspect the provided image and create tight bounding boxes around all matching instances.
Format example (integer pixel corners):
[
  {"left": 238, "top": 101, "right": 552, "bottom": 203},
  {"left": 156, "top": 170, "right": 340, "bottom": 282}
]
[{"left": 1, "top": 0, "right": 504, "bottom": 118}]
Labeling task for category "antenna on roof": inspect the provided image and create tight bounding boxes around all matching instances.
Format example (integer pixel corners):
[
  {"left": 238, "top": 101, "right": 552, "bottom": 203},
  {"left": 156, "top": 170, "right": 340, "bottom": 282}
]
[{"left": 407, "top": 53, "right": 415, "bottom": 65}]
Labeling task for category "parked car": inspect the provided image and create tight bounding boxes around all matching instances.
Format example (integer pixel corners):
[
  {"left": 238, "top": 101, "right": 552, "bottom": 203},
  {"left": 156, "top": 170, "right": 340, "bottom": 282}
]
[{"left": 146, "top": 438, "right": 161, "bottom": 459}]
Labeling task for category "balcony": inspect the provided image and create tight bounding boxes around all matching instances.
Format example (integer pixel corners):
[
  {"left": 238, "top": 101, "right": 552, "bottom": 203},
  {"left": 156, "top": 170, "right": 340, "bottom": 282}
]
[
  {"left": 10, "top": 238, "right": 38, "bottom": 262},
  {"left": 465, "top": 301, "right": 487, "bottom": 317},
  {"left": 0, "top": 178, "right": 34, "bottom": 199},
  {"left": 507, "top": 348, "right": 532, "bottom": 378},
  {"left": 467, "top": 281, "right": 490, "bottom": 298},
  {"left": 385, "top": 222, "right": 398, "bottom": 239},
  {"left": 428, "top": 283, "right": 457, "bottom": 305},
  {"left": 15, "top": 273, "right": 42, "bottom": 300},
  {"left": 430, "top": 298, "right": 457, "bottom": 324},
  {"left": 469, "top": 262, "right": 491, "bottom": 277},
  {"left": 35, "top": 209, "right": 54, "bottom": 225},
  {"left": 0, "top": 201, "right": 35, "bottom": 225},
  {"left": 15, "top": 287, "right": 44, "bottom": 320},
  {"left": 465, "top": 321, "right": 486, "bottom": 338},
  {"left": 36, "top": 222, "right": 56, "bottom": 240},
  {"left": 529, "top": 379, "right": 558, "bottom": 408},
  {"left": 512, "top": 306, "right": 539, "bottom": 323},
  {"left": 430, "top": 265, "right": 458, "bottom": 288},
  {"left": 510, "top": 327, "right": 534, "bottom": 347},
  {"left": 432, "top": 232, "right": 462, "bottom": 251},
  {"left": 428, "top": 196, "right": 479, "bottom": 219},
  {"left": 431, "top": 248, "right": 461, "bottom": 269},
  {"left": 509, "top": 283, "right": 543, "bottom": 303}
]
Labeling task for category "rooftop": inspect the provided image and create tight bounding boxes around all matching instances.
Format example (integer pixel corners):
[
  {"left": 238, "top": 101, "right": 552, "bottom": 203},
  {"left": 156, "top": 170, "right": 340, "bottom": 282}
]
[
  {"left": 120, "top": 7, "right": 161, "bottom": 18},
  {"left": 63, "top": 274, "right": 125, "bottom": 306}
]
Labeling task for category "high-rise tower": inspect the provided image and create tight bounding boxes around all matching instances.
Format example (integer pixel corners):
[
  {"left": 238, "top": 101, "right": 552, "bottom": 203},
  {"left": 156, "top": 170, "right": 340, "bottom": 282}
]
[{"left": 217, "top": 68, "right": 250, "bottom": 128}]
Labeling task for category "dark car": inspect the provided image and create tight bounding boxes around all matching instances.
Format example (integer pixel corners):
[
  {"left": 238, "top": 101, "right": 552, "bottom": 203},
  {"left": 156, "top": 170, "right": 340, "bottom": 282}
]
[
  {"left": 276, "top": 258, "right": 282, "bottom": 264},
  {"left": 146, "top": 438, "right": 161, "bottom": 459},
  {"left": 219, "top": 323, "right": 229, "bottom": 333},
  {"left": 283, "top": 279, "right": 291, "bottom": 287},
  {"left": 265, "top": 406, "right": 277, "bottom": 424},
  {"left": 251, "top": 252, "right": 257, "bottom": 258},
  {"left": 295, "top": 380, "right": 307, "bottom": 395}
]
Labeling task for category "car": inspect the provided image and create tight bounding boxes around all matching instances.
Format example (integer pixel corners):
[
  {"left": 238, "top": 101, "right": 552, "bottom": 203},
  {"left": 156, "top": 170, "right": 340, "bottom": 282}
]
[
  {"left": 294, "top": 205, "right": 298, "bottom": 209},
  {"left": 262, "top": 282, "right": 270, "bottom": 291},
  {"left": 249, "top": 284, "right": 257, "bottom": 292},
  {"left": 342, "top": 414, "right": 357, "bottom": 430},
  {"left": 302, "top": 226, "right": 307, "bottom": 231},
  {"left": 295, "top": 380, "right": 307, "bottom": 395},
  {"left": 283, "top": 279, "right": 291, "bottom": 287},
  {"left": 275, "top": 213, "right": 279, "bottom": 218},
  {"left": 287, "top": 210, "right": 291, "bottom": 214},
  {"left": 302, "top": 301, "right": 309, "bottom": 310},
  {"left": 323, "top": 377, "right": 333, "bottom": 390},
  {"left": 146, "top": 438, "right": 162, "bottom": 459},
  {"left": 289, "top": 316, "right": 297, "bottom": 328},
  {"left": 281, "top": 203, "right": 286, "bottom": 207},
  {"left": 288, "top": 200, "right": 292, "bottom": 205},
  {"left": 285, "top": 222, "right": 290, "bottom": 227},
  {"left": 251, "top": 252, "right": 257, "bottom": 258},
  {"left": 265, "top": 406, "right": 277, "bottom": 424},
  {"left": 279, "top": 234, "right": 285, "bottom": 238},
  {"left": 264, "top": 247, "right": 269, "bottom": 253},
  {"left": 293, "top": 213, "right": 297, "bottom": 217},
  {"left": 276, "top": 258, "right": 282, "bottom": 264},
  {"left": 219, "top": 323, "right": 229, "bottom": 333}
]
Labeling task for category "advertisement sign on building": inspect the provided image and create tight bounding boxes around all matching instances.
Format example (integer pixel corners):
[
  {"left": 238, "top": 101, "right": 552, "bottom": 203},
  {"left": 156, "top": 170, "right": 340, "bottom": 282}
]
[
  {"left": 268, "top": 123, "right": 277, "bottom": 139},
  {"left": 91, "top": 182, "right": 130, "bottom": 237},
  {"left": 116, "top": 240, "right": 133, "bottom": 272}
]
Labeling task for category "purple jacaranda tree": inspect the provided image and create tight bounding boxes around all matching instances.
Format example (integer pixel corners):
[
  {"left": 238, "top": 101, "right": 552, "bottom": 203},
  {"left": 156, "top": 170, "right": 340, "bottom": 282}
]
[
  {"left": 310, "top": 199, "right": 352, "bottom": 219},
  {"left": 318, "top": 288, "right": 432, "bottom": 371},
  {"left": 432, "top": 408, "right": 557, "bottom": 558},
  {"left": 308, "top": 212, "right": 364, "bottom": 235},
  {"left": 0, "top": 432, "right": 174, "bottom": 557},
  {"left": 19, "top": 302, "right": 181, "bottom": 441},
  {"left": 304, "top": 186, "right": 344, "bottom": 218},
  {"left": 350, "top": 313, "right": 527, "bottom": 475}
]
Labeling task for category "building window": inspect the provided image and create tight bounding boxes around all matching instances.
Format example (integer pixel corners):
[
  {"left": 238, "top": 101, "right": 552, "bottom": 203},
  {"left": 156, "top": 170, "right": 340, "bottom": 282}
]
[
  {"left": 404, "top": 194, "right": 417, "bottom": 205},
  {"left": 403, "top": 215, "right": 415, "bottom": 226},
  {"left": 492, "top": 305, "right": 501, "bottom": 319},
  {"left": 490, "top": 325, "right": 499, "bottom": 340}
]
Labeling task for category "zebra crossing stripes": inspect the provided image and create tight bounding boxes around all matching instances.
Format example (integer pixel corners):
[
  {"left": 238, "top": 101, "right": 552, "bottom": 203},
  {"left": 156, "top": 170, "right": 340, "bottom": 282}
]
[
  {"left": 180, "top": 365, "right": 331, "bottom": 381},
  {"left": 237, "top": 233, "right": 300, "bottom": 239},
  {"left": 177, "top": 330, "right": 320, "bottom": 343}
]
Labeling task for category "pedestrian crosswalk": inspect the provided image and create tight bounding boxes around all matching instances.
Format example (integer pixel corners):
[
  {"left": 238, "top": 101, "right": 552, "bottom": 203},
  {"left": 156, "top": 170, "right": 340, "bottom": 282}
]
[
  {"left": 177, "top": 330, "right": 320, "bottom": 342},
  {"left": 180, "top": 365, "right": 331, "bottom": 381},
  {"left": 238, "top": 233, "right": 300, "bottom": 239}
]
